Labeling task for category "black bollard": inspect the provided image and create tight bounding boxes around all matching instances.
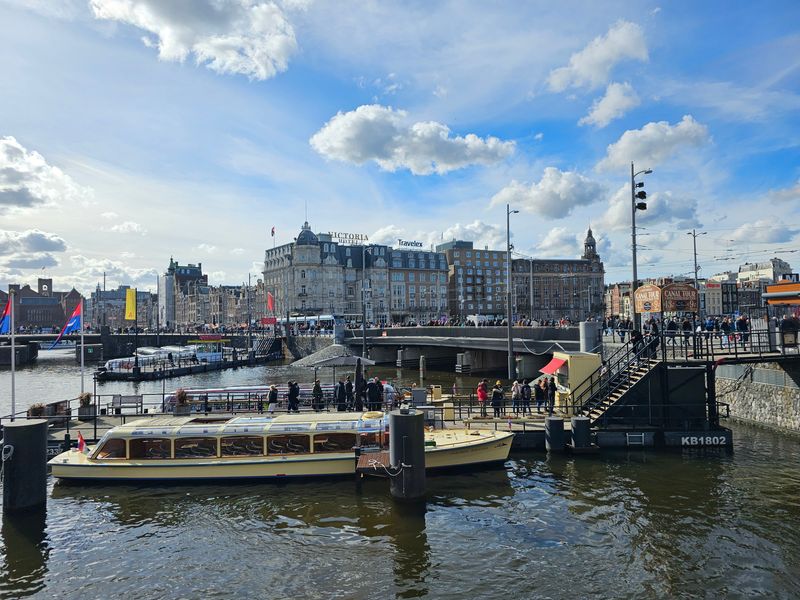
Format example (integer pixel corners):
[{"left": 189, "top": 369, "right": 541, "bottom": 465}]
[
  {"left": 545, "top": 416, "right": 565, "bottom": 452},
  {"left": 389, "top": 409, "right": 426, "bottom": 501},
  {"left": 570, "top": 416, "right": 591, "bottom": 449},
  {"left": 2, "top": 419, "right": 48, "bottom": 513}
]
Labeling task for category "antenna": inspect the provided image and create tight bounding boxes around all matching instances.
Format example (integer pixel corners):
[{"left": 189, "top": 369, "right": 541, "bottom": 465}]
[{"left": 304, "top": 200, "right": 308, "bottom": 222}]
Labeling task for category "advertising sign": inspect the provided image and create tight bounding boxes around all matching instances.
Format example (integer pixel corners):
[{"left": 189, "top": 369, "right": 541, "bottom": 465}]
[
  {"left": 634, "top": 285, "right": 662, "bottom": 314},
  {"left": 662, "top": 283, "right": 699, "bottom": 313},
  {"left": 328, "top": 231, "right": 369, "bottom": 244},
  {"left": 260, "top": 317, "right": 277, "bottom": 325},
  {"left": 397, "top": 239, "right": 423, "bottom": 247}
]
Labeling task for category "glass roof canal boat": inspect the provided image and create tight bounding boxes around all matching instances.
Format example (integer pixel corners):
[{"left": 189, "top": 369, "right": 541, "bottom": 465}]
[{"left": 49, "top": 412, "right": 513, "bottom": 482}]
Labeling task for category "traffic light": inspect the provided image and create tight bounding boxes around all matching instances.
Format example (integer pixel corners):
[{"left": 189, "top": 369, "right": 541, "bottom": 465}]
[{"left": 635, "top": 188, "right": 647, "bottom": 211}]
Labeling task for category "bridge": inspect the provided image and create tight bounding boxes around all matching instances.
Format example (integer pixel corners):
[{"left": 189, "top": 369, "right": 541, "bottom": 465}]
[{"left": 342, "top": 326, "right": 582, "bottom": 372}]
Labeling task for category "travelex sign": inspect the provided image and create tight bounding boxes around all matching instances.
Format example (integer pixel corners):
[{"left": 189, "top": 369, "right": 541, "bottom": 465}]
[
  {"left": 328, "top": 232, "right": 369, "bottom": 243},
  {"left": 397, "top": 239, "right": 423, "bottom": 247}
]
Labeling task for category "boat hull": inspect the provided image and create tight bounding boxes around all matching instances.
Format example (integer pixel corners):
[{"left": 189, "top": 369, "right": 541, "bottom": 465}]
[{"left": 50, "top": 432, "right": 514, "bottom": 482}]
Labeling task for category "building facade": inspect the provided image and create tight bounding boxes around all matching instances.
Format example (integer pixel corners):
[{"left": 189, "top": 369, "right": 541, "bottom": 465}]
[
  {"left": 511, "top": 229, "right": 605, "bottom": 322},
  {"left": 5, "top": 279, "right": 83, "bottom": 331},
  {"left": 388, "top": 249, "right": 448, "bottom": 323},
  {"left": 437, "top": 240, "right": 508, "bottom": 319},
  {"left": 87, "top": 285, "right": 156, "bottom": 330},
  {"left": 738, "top": 258, "right": 793, "bottom": 283},
  {"left": 158, "top": 258, "right": 208, "bottom": 329}
]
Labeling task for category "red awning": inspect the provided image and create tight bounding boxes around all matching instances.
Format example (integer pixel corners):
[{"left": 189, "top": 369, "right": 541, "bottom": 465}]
[{"left": 540, "top": 357, "right": 566, "bottom": 375}]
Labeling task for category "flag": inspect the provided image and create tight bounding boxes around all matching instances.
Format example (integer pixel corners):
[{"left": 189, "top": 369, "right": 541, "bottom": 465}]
[
  {"left": 271, "top": 226, "right": 275, "bottom": 237},
  {"left": 0, "top": 300, "right": 9, "bottom": 334},
  {"left": 125, "top": 288, "right": 137, "bottom": 321},
  {"left": 49, "top": 302, "right": 81, "bottom": 349},
  {"left": 267, "top": 291, "right": 274, "bottom": 312},
  {"left": 77, "top": 431, "right": 89, "bottom": 454}
]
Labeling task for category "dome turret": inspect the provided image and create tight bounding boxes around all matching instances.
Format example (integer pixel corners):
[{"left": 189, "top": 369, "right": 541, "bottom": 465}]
[{"left": 296, "top": 221, "right": 319, "bottom": 246}]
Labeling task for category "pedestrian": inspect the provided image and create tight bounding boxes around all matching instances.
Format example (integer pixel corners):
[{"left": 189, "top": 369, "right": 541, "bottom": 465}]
[
  {"left": 521, "top": 379, "right": 532, "bottom": 415},
  {"left": 345, "top": 375, "right": 354, "bottom": 410},
  {"left": 547, "top": 377, "right": 557, "bottom": 415},
  {"left": 535, "top": 378, "right": 546, "bottom": 413},
  {"left": 287, "top": 380, "right": 300, "bottom": 413},
  {"left": 511, "top": 379, "right": 522, "bottom": 416},
  {"left": 366, "top": 377, "right": 380, "bottom": 411},
  {"left": 491, "top": 380, "right": 504, "bottom": 419},
  {"left": 267, "top": 384, "right": 278, "bottom": 413},
  {"left": 476, "top": 379, "right": 489, "bottom": 417},
  {"left": 335, "top": 378, "right": 347, "bottom": 412},
  {"left": 355, "top": 378, "right": 365, "bottom": 412},
  {"left": 312, "top": 379, "right": 323, "bottom": 412}
]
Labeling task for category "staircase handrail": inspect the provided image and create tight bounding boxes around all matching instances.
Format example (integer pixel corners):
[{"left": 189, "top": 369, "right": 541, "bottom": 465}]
[{"left": 566, "top": 339, "right": 633, "bottom": 410}]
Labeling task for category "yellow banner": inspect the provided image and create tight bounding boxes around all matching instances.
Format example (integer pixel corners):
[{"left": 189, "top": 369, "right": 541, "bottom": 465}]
[{"left": 125, "top": 288, "right": 137, "bottom": 321}]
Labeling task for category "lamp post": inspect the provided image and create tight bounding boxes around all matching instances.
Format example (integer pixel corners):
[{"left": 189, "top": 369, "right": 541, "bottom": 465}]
[
  {"left": 630, "top": 162, "right": 652, "bottom": 331},
  {"left": 687, "top": 228, "right": 707, "bottom": 291},
  {"left": 361, "top": 245, "right": 369, "bottom": 358},
  {"left": 506, "top": 204, "right": 519, "bottom": 380}
]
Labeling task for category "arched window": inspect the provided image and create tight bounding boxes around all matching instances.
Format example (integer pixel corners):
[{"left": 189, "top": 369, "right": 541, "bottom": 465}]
[{"left": 301, "top": 270, "right": 306, "bottom": 279}]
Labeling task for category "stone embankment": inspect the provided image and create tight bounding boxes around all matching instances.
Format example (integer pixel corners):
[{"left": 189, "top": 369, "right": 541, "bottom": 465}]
[
  {"left": 284, "top": 336, "right": 334, "bottom": 360},
  {"left": 717, "top": 361, "right": 800, "bottom": 432}
]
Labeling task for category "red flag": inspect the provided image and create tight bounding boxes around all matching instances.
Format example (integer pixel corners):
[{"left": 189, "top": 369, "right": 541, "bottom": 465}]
[
  {"left": 267, "top": 292, "right": 274, "bottom": 312},
  {"left": 77, "top": 431, "right": 88, "bottom": 453}
]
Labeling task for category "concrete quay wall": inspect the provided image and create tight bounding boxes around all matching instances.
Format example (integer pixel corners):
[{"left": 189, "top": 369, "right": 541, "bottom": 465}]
[
  {"left": 717, "top": 360, "right": 800, "bottom": 432},
  {"left": 284, "top": 336, "right": 334, "bottom": 360}
]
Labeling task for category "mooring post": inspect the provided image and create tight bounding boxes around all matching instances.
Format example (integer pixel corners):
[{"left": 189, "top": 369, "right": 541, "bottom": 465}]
[
  {"left": 2, "top": 419, "right": 48, "bottom": 513},
  {"left": 570, "top": 416, "right": 591, "bottom": 449},
  {"left": 545, "top": 416, "right": 565, "bottom": 452},
  {"left": 419, "top": 355, "right": 426, "bottom": 379},
  {"left": 389, "top": 409, "right": 426, "bottom": 501}
]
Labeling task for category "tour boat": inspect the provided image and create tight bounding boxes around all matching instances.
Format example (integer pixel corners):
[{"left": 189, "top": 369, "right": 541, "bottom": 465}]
[{"left": 49, "top": 412, "right": 513, "bottom": 482}]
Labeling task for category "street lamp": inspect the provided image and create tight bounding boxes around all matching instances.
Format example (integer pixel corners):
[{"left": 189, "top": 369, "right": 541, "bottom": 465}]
[
  {"left": 506, "top": 204, "right": 519, "bottom": 380},
  {"left": 687, "top": 228, "right": 707, "bottom": 291},
  {"left": 630, "top": 162, "right": 652, "bottom": 331},
  {"left": 361, "top": 245, "right": 370, "bottom": 358}
]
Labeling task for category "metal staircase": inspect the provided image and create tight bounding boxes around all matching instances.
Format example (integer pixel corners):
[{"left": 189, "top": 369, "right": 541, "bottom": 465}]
[{"left": 571, "top": 338, "right": 660, "bottom": 427}]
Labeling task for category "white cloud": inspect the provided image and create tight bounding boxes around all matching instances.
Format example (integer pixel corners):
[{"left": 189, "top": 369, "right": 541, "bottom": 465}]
[
  {"left": 730, "top": 220, "right": 798, "bottom": 243},
  {"left": 371, "top": 225, "right": 405, "bottom": 246},
  {"left": 210, "top": 270, "right": 227, "bottom": 283},
  {"left": 596, "top": 115, "right": 710, "bottom": 172},
  {"left": 432, "top": 220, "right": 506, "bottom": 250},
  {"left": 90, "top": 0, "right": 297, "bottom": 80},
  {"left": 535, "top": 227, "right": 580, "bottom": 258},
  {"left": 230, "top": 247, "right": 246, "bottom": 255},
  {"left": 109, "top": 221, "right": 147, "bottom": 235},
  {"left": 533, "top": 132, "right": 544, "bottom": 141},
  {"left": 767, "top": 180, "right": 800, "bottom": 203},
  {"left": 579, "top": 82, "right": 640, "bottom": 128},
  {"left": 67, "top": 254, "right": 158, "bottom": 291},
  {"left": 490, "top": 167, "right": 605, "bottom": 219},
  {"left": 309, "top": 104, "right": 515, "bottom": 175},
  {"left": 0, "top": 136, "right": 93, "bottom": 211},
  {"left": 547, "top": 21, "right": 648, "bottom": 92},
  {"left": 197, "top": 243, "right": 217, "bottom": 253},
  {"left": 101, "top": 211, "right": 119, "bottom": 219},
  {"left": 0, "top": 228, "right": 68, "bottom": 271},
  {"left": 600, "top": 184, "right": 701, "bottom": 231}
]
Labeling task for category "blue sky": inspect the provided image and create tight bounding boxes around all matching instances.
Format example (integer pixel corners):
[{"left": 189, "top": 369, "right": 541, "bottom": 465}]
[{"left": 1, "top": 0, "right": 799, "bottom": 293}]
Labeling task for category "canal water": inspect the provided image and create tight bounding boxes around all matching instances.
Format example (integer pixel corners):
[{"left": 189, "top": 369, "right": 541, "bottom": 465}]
[{"left": 1, "top": 351, "right": 800, "bottom": 598}]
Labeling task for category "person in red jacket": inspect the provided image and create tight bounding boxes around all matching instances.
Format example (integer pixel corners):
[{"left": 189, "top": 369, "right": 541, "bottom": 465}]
[{"left": 476, "top": 379, "right": 489, "bottom": 417}]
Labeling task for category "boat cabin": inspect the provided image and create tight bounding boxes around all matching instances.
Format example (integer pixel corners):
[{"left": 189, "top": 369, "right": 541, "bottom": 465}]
[{"left": 89, "top": 413, "right": 385, "bottom": 461}]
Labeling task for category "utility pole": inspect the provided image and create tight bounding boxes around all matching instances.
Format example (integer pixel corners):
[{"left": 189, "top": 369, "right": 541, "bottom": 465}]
[
  {"left": 687, "top": 228, "right": 707, "bottom": 291},
  {"left": 361, "top": 245, "right": 368, "bottom": 358},
  {"left": 247, "top": 272, "right": 253, "bottom": 353},
  {"left": 631, "top": 162, "right": 652, "bottom": 332},
  {"left": 506, "top": 204, "right": 519, "bottom": 380}
]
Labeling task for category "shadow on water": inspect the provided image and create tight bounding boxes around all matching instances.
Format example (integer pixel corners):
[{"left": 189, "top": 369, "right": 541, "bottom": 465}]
[{"left": 0, "top": 508, "right": 49, "bottom": 598}]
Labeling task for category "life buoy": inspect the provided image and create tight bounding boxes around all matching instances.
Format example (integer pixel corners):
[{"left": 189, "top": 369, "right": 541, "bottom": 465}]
[{"left": 362, "top": 411, "right": 384, "bottom": 420}]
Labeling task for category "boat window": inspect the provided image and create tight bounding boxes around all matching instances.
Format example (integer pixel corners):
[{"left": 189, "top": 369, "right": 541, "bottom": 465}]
[
  {"left": 221, "top": 436, "right": 264, "bottom": 456},
  {"left": 174, "top": 437, "right": 218, "bottom": 459},
  {"left": 267, "top": 434, "right": 310, "bottom": 455},
  {"left": 315, "top": 421, "right": 358, "bottom": 431},
  {"left": 267, "top": 423, "right": 312, "bottom": 433},
  {"left": 129, "top": 438, "right": 171, "bottom": 460},
  {"left": 95, "top": 438, "right": 126, "bottom": 459},
  {"left": 313, "top": 433, "right": 356, "bottom": 453},
  {"left": 359, "top": 432, "right": 380, "bottom": 447}
]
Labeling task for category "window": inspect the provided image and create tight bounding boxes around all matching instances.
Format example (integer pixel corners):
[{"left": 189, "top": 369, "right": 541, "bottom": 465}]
[
  {"left": 466, "top": 277, "right": 473, "bottom": 283},
  {"left": 314, "top": 433, "right": 357, "bottom": 453},
  {"left": 174, "top": 437, "right": 217, "bottom": 458},
  {"left": 346, "top": 248, "right": 351, "bottom": 256},
  {"left": 408, "top": 273, "right": 415, "bottom": 282},
  {"left": 221, "top": 436, "right": 264, "bottom": 456},
  {"left": 95, "top": 438, "right": 126, "bottom": 459},
  {"left": 129, "top": 438, "right": 171, "bottom": 459},
  {"left": 267, "top": 434, "right": 310, "bottom": 454},
  {"left": 466, "top": 251, "right": 472, "bottom": 257},
  {"left": 301, "top": 285, "right": 306, "bottom": 294},
  {"left": 301, "top": 270, "right": 306, "bottom": 279},
  {"left": 454, "top": 251, "right": 460, "bottom": 257}
]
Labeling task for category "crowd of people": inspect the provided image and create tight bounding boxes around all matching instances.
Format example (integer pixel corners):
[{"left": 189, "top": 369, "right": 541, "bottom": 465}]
[{"left": 475, "top": 377, "right": 558, "bottom": 418}]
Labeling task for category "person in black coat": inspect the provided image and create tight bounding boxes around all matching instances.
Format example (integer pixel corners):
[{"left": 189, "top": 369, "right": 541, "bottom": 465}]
[
  {"left": 335, "top": 378, "right": 347, "bottom": 412},
  {"left": 366, "top": 378, "right": 381, "bottom": 411},
  {"left": 345, "top": 376, "right": 354, "bottom": 411},
  {"left": 534, "top": 379, "right": 546, "bottom": 413},
  {"left": 287, "top": 380, "right": 300, "bottom": 413},
  {"left": 547, "top": 377, "right": 557, "bottom": 415},
  {"left": 491, "top": 381, "right": 504, "bottom": 418}
]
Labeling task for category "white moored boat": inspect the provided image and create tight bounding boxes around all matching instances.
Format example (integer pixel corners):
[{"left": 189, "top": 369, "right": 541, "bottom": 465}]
[{"left": 49, "top": 412, "right": 513, "bottom": 482}]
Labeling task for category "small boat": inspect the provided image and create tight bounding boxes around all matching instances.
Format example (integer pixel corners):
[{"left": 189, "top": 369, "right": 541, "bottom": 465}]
[{"left": 49, "top": 412, "right": 513, "bottom": 482}]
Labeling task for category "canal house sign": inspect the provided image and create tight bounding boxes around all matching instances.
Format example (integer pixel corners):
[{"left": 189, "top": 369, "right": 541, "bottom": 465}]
[{"left": 634, "top": 283, "right": 699, "bottom": 314}]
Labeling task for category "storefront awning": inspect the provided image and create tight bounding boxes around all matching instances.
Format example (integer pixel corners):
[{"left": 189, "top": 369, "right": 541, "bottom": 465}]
[{"left": 540, "top": 357, "right": 566, "bottom": 375}]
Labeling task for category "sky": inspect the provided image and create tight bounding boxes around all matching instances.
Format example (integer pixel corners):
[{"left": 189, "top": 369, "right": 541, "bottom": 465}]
[{"left": 1, "top": 0, "right": 799, "bottom": 295}]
